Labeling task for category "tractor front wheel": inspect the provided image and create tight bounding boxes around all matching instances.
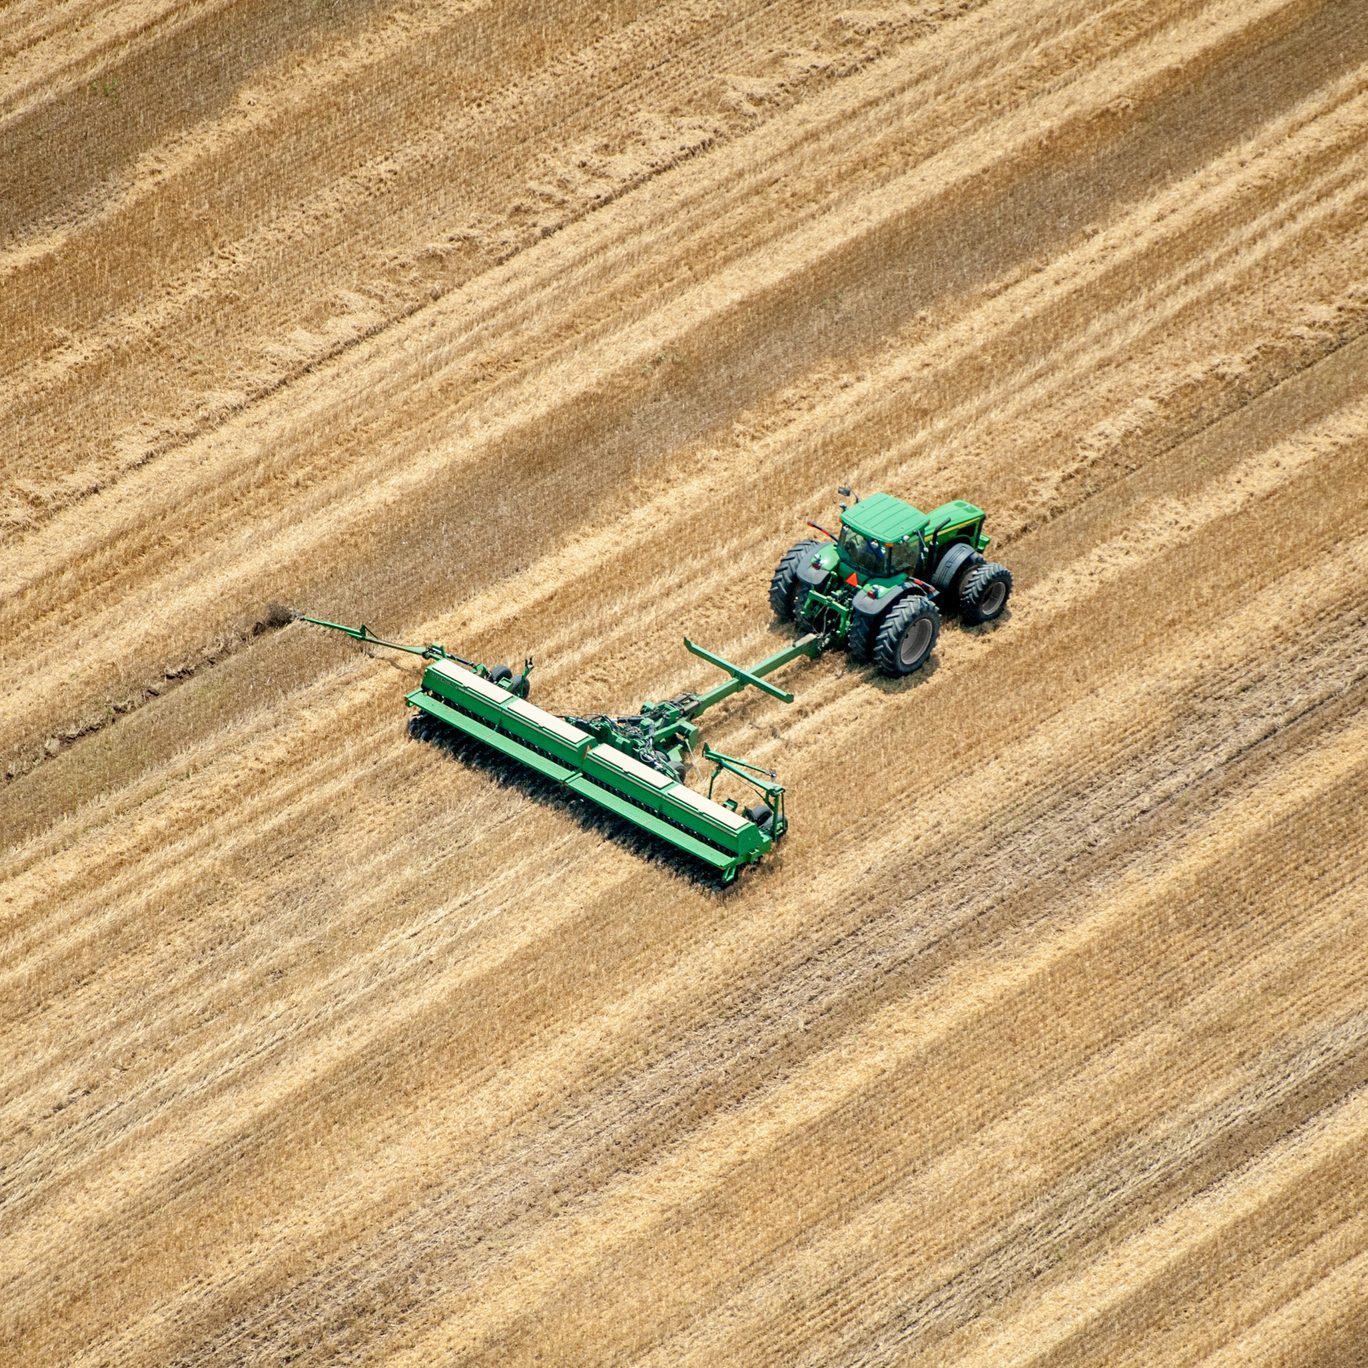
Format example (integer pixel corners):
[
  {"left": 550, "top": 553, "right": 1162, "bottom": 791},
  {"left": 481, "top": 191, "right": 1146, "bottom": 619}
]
[
  {"left": 873, "top": 595, "right": 941, "bottom": 676},
  {"left": 769, "top": 539, "right": 821, "bottom": 621},
  {"left": 847, "top": 610, "right": 877, "bottom": 663},
  {"left": 959, "top": 562, "right": 1012, "bottom": 625}
]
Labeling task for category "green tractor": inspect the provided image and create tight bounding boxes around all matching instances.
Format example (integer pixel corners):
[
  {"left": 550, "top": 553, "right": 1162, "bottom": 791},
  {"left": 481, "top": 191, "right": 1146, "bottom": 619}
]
[{"left": 769, "top": 488, "right": 1012, "bottom": 675}]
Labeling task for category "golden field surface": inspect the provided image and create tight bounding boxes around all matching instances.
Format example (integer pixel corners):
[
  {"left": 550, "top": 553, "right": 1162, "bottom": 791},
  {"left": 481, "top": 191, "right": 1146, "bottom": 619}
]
[{"left": 3, "top": 0, "right": 1367, "bottom": 1362}]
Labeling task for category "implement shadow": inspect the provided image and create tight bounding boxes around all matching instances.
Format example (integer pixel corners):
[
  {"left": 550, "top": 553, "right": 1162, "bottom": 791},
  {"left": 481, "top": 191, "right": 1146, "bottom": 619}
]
[{"left": 406, "top": 712, "right": 757, "bottom": 893}]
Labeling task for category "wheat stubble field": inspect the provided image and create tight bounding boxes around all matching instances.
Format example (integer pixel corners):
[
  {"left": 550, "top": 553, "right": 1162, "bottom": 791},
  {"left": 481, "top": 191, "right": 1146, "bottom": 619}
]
[{"left": 2, "top": 0, "right": 1367, "bottom": 1363}]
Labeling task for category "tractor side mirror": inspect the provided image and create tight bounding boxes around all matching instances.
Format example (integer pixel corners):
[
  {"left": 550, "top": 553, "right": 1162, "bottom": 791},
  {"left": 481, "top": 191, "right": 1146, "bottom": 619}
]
[{"left": 837, "top": 486, "right": 851, "bottom": 497}]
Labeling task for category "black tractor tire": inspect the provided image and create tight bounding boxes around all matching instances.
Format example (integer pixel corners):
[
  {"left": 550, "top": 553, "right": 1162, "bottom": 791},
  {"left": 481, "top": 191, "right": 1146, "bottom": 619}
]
[
  {"left": 847, "top": 607, "right": 878, "bottom": 662},
  {"left": 959, "top": 561, "right": 1012, "bottom": 625},
  {"left": 769, "top": 539, "right": 821, "bottom": 621},
  {"left": 930, "top": 543, "right": 982, "bottom": 612},
  {"left": 486, "top": 664, "right": 513, "bottom": 686},
  {"left": 873, "top": 595, "right": 941, "bottom": 676},
  {"left": 744, "top": 802, "right": 774, "bottom": 832}
]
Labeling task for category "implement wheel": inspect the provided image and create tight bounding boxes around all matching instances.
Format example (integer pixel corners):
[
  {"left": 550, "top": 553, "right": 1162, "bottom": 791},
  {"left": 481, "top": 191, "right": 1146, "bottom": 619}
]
[
  {"left": 769, "top": 539, "right": 820, "bottom": 621},
  {"left": 873, "top": 595, "right": 940, "bottom": 676},
  {"left": 959, "top": 562, "right": 1012, "bottom": 625},
  {"left": 744, "top": 802, "right": 774, "bottom": 832}
]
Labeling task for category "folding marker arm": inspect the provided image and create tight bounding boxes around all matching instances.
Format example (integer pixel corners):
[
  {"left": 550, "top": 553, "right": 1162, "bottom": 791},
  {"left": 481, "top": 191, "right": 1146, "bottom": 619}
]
[
  {"left": 702, "top": 744, "right": 780, "bottom": 796},
  {"left": 298, "top": 615, "right": 479, "bottom": 669},
  {"left": 702, "top": 744, "right": 788, "bottom": 838}
]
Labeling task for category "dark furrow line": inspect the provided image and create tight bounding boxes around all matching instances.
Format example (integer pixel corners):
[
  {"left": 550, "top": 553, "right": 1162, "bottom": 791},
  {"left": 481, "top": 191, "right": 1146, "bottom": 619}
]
[{"left": 1, "top": 603, "right": 293, "bottom": 788}]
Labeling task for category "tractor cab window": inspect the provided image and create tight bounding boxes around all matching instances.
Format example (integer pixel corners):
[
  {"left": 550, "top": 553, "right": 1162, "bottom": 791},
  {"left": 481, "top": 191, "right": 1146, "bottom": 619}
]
[
  {"left": 889, "top": 537, "right": 921, "bottom": 575},
  {"left": 838, "top": 527, "right": 888, "bottom": 575}
]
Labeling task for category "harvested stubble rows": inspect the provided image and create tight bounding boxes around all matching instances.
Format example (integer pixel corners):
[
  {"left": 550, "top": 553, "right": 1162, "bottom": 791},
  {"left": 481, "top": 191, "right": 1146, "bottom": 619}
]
[{"left": 2, "top": 0, "right": 1367, "bottom": 1363}]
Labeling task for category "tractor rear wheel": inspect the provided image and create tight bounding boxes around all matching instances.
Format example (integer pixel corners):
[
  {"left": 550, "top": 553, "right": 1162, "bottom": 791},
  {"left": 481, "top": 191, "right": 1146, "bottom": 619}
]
[
  {"left": 769, "top": 539, "right": 821, "bottom": 621},
  {"left": 959, "top": 562, "right": 1012, "bottom": 624},
  {"left": 873, "top": 595, "right": 940, "bottom": 676},
  {"left": 930, "top": 543, "right": 982, "bottom": 613}
]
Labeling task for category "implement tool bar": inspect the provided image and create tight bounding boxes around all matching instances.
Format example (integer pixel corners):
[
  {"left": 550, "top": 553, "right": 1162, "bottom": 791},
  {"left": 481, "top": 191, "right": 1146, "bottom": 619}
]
[
  {"left": 684, "top": 633, "right": 822, "bottom": 715},
  {"left": 685, "top": 638, "right": 794, "bottom": 702}
]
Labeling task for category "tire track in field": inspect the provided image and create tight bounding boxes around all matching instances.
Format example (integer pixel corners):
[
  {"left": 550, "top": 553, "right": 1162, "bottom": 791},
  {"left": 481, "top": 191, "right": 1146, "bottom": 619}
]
[{"left": 0, "top": 1, "right": 232, "bottom": 123}]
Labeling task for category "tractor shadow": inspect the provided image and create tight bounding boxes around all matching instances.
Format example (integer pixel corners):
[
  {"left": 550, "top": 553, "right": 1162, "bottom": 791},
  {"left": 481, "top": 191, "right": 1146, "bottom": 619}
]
[
  {"left": 407, "top": 713, "right": 749, "bottom": 893},
  {"left": 860, "top": 655, "right": 940, "bottom": 694},
  {"left": 955, "top": 605, "right": 1014, "bottom": 638},
  {"left": 765, "top": 606, "right": 1012, "bottom": 694}
]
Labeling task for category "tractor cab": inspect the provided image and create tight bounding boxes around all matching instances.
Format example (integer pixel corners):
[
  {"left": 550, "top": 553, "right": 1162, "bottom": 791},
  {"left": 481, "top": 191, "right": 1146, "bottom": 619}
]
[
  {"left": 836, "top": 492, "right": 929, "bottom": 584},
  {"left": 838, "top": 492, "right": 992, "bottom": 584}
]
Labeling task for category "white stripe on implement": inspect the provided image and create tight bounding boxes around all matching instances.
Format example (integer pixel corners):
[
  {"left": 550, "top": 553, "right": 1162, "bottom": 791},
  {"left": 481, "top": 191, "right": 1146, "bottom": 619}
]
[
  {"left": 428, "top": 658, "right": 514, "bottom": 704},
  {"left": 589, "top": 744, "right": 673, "bottom": 789},
  {"left": 669, "top": 782, "right": 751, "bottom": 831},
  {"left": 505, "top": 698, "right": 591, "bottom": 747}
]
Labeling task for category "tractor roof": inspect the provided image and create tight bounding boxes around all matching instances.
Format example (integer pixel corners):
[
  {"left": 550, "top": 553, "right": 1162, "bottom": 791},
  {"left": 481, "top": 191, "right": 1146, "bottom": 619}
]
[{"left": 840, "top": 492, "right": 928, "bottom": 543}]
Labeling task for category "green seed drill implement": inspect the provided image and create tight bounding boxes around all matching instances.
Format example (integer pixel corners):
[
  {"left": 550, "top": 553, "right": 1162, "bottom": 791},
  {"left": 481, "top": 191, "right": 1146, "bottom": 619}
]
[{"left": 300, "top": 616, "right": 821, "bottom": 883}]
